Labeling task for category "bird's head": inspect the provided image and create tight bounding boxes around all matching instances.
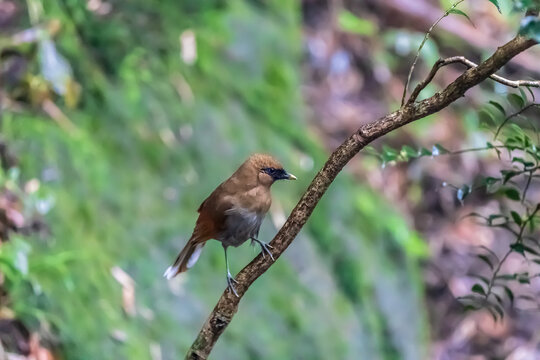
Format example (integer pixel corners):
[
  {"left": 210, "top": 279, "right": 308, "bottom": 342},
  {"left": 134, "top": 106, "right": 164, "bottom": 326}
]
[{"left": 245, "top": 154, "right": 296, "bottom": 186}]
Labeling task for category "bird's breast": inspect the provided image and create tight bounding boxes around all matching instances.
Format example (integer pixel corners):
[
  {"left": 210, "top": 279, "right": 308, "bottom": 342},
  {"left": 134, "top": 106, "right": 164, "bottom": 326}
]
[
  {"left": 242, "top": 186, "right": 272, "bottom": 213},
  {"left": 219, "top": 207, "right": 265, "bottom": 247}
]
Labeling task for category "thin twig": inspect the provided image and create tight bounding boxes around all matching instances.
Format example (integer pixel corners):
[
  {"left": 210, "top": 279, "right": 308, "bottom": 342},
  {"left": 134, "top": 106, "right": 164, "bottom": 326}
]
[
  {"left": 408, "top": 56, "right": 540, "bottom": 105},
  {"left": 408, "top": 57, "right": 458, "bottom": 104},
  {"left": 401, "top": 0, "right": 465, "bottom": 107},
  {"left": 485, "top": 220, "right": 527, "bottom": 300},
  {"left": 484, "top": 248, "right": 512, "bottom": 301},
  {"left": 522, "top": 171, "right": 533, "bottom": 205},
  {"left": 449, "top": 144, "right": 508, "bottom": 155}
]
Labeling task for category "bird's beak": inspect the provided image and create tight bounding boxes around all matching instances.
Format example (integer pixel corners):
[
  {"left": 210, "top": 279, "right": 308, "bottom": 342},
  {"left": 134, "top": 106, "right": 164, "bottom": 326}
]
[{"left": 287, "top": 173, "right": 297, "bottom": 180}]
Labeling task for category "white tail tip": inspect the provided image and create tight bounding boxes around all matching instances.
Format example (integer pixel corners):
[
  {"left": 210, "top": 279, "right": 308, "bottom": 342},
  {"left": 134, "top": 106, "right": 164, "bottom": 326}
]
[
  {"left": 187, "top": 244, "right": 203, "bottom": 269},
  {"left": 163, "top": 265, "right": 178, "bottom": 280}
]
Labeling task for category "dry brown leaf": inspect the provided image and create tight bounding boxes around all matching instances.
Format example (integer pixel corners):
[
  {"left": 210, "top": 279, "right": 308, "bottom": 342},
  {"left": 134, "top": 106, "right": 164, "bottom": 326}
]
[
  {"left": 28, "top": 334, "right": 54, "bottom": 360},
  {"left": 111, "top": 266, "right": 136, "bottom": 317}
]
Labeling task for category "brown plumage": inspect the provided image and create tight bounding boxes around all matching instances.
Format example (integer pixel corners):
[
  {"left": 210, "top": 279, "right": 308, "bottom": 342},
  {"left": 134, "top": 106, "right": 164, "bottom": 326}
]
[{"left": 164, "top": 154, "right": 296, "bottom": 295}]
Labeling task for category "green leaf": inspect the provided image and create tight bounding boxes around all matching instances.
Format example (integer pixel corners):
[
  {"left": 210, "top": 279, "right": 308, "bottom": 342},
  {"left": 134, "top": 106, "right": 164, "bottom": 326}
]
[
  {"left": 521, "top": 132, "right": 532, "bottom": 147},
  {"left": 530, "top": 215, "right": 538, "bottom": 233},
  {"left": 507, "top": 93, "right": 525, "bottom": 109},
  {"left": 463, "top": 304, "right": 481, "bottom": 311},
  {"left": 488, "top": 101, "right": 506, "bottom": 116},
  {"left": 466, "top": 212, "right": 486, "bottom": 220},
  {"left": 472, "top": 274, "right": 491, "bottom": 285},
  {"left": 488, "top": 0, "right": 502, "bottom": 13},
  {"left": 496, "top": 273, "right": 517, "bottom": 281},
  {"left": 487, "top": 214, "right": 507, "bottom": 225},
  {"left": 510, "top": 243, "right": 525, "bottom": 255},
  {"left": 493, "top": 292, "right": 503, "bottom": 305},
  {"left": 478, "top": 110, "right": 496, "bottom": 127},
  {"left": 519, "top": 16, "right": 540, "bottom": 43},
  {"left": 504, "top": 137, "right": 521, "bottom": 147},
  {"left": 503, "top": 187, "right": 521, "bottom": 201},
  {"left": 510, "top": 126, "right": 527, "bottom": 141},
  {"left": 400, "top": 145, "right": 418, "bottom": 159},
  {"left": 419, "top": 147, "right": 432, "bottom": 156},
  {"left": 503, "top": 286, "right": 514, "bottom": 305},
  {"left": 382, "top": 145, "right": 398, "bottom": 155},
  {"left": 484, "top": 176, "right": 501, "bottom": 194},
  {"left": 338, "top": 10, "right": 377, "bottom": 35},
  {"left": 487, "top": 307, "right": 499, "bottom": 322},
  {"left": 515, "top": 1, "right": 540, "bottom": 12},
  {"left": 479, "top": 245, "right": 500, "bottom": 261},
  {"left": 471, "top": 283, "right": 486, "bottom": 296},
  {"left": 511, "top": 157, "right": 535, "bottom": 169},
  {"left": 477, "top": 254, "right": 494, "bottom": 270},
  {"left": 457, "top": 294, "right": 482, "bottom": 301},
  {"left": 484, "top": 176, "right": 500, "bottom": 184},
  {"left": 522, "top": 244, "right": 540, "bottom": 256},
  {"left": 457, "top": 184, "right": 470, "bottom": 202},
  {"left": 449, "top": 9, "right": 474, "bottom": 26},
  {"left": 519, "top": 87, "right": 529, "bottom": 103},
  {"left": 432, "top": 144, "right": 449, "bottom": 156},
  {"left": 492, "top": 303, "right": 504, "bottom": 320},
  {"left": 524, "top": 86, "right": 536, "bottom": 102},
  {"left": 382, "top": 145, "right": 398, "bottom": 163},
  {"left": 511, "top": 211, "right": 522, "bottom": 225},
  {"left": 501, "top": 170, "right": 519, "bottom": 184}
]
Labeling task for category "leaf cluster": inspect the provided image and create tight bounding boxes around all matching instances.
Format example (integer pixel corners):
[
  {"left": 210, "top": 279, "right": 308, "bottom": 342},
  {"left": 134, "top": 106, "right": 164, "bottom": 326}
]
[{"left": 373, "top": 85, "right": 540, "bottom": 320}]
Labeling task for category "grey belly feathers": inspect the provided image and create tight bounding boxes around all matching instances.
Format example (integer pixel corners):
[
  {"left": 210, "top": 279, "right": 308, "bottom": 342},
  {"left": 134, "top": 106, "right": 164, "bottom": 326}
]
[{"left": 219, "top": 207, "right": 264, "bottom": 247}]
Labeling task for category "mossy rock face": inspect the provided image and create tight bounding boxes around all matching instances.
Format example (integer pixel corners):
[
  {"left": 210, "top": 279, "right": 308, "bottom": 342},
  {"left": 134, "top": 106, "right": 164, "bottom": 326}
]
[{"left": 4, "top": 1, "right": 428, "bottom": 359}]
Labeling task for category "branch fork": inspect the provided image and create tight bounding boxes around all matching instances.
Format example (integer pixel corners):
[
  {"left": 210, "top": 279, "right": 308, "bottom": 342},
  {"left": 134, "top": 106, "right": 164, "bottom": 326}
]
[{"left": 407, "top": 56, "right": 540, "bottom": 105}]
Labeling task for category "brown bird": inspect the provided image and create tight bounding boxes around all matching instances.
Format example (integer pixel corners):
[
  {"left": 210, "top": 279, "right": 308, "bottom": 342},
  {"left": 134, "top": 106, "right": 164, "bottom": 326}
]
[{"left": 164, "top": 154, "right": 296, "bottom": 295}]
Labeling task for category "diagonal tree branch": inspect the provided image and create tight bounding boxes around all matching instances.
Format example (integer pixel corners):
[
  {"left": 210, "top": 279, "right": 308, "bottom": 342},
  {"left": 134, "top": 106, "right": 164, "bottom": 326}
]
[{"left": 185, "top": 34, "right": 537, "bottom": 360}]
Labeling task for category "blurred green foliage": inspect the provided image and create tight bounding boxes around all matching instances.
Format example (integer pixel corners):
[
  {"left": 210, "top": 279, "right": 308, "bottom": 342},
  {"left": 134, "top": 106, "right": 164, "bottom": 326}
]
[{"left": 2, "top": 1, "right": 429, "bottom": 359}]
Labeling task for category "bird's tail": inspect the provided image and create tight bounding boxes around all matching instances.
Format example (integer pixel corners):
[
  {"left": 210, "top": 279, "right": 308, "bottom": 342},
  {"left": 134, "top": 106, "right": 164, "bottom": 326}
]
[{"left": 163, "top": 238, "right": 206, "bottom": 279}]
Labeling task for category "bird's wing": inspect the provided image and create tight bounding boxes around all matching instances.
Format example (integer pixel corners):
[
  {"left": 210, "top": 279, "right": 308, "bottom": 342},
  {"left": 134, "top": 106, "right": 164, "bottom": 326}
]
[
  {"left": 194, "top": 182, "right": 237, "bottom": 237},
  {"left": 195, "top": 174, "right": 267, "bottom": 237},
  {"left": 197, "top": 181, "right": 233, "bottom": 213}
]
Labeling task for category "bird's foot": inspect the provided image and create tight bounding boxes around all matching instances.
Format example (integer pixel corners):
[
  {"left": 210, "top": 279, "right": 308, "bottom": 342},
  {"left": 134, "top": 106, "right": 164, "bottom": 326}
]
[
  {"left": 251, "top": 238, "right": 274, "bottom": 261},
  {"left": 226, "top": 272, "right": 239, "bottom": 297}
]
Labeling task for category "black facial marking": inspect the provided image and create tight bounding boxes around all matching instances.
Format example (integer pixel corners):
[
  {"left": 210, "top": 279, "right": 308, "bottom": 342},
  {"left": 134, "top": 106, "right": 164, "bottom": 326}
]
[{"left": 262, "top": 167, "right": 289, "bottom": 180}]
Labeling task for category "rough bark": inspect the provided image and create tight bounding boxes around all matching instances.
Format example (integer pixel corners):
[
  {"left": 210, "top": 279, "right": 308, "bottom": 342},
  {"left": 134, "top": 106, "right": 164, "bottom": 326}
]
[{"left": 185, "top": 34, "right": 537, "bottom": 360}]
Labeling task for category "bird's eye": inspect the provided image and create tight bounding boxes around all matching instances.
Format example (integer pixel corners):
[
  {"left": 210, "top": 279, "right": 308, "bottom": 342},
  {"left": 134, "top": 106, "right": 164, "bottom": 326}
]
[{"left": 261, "top": 167, "right": 275, "bottom": 174}]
